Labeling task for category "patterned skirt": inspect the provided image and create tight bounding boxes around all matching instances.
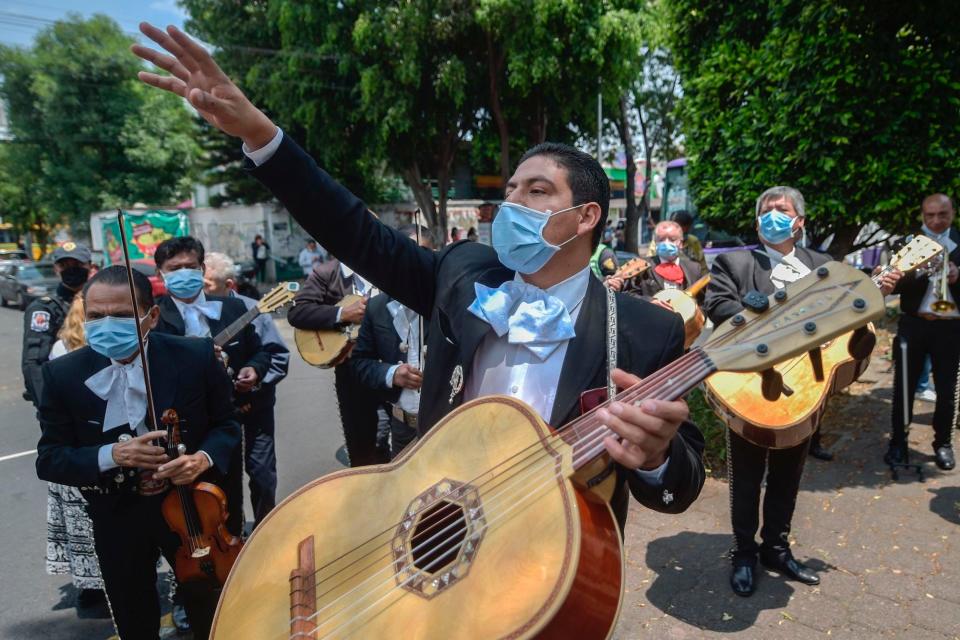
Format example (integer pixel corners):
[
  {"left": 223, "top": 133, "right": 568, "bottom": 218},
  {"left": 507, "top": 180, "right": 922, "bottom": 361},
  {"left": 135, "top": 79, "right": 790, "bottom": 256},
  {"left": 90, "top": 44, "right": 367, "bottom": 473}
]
[{"left": 46, "top": 483, "right": 103, "bottom": 590}]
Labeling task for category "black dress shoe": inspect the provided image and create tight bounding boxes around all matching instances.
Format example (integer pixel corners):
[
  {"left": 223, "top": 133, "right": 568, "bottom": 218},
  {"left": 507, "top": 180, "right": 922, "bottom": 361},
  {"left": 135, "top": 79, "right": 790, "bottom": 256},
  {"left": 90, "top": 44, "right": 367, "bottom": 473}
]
[
  {"left": 934, "top": 446, "right": 956, "bottom": 471},
  {"left": 760, "top": 550, "right": 820, "bottom": 585},
  {"left": 809, "top": 442, "right": 834, "bottom": 461},
  {"left": 884, "top": 442, "right": 907, "bottom": 466},
  {"left": 730, "top": 564, "right": 756, "bottom": 597}
]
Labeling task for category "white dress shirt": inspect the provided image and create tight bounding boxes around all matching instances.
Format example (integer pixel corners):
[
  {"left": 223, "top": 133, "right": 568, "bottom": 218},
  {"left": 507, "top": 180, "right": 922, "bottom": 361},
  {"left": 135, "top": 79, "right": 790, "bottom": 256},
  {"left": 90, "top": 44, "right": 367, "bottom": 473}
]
[
  {"left": 171, "top": 291, "right": 222, "bottom": 337},
  {"left": 762, "top": 245, "right": 811, "bottom": 288},
  {"left": 384, "top": 300, "right": 423, "bottom": 414}
]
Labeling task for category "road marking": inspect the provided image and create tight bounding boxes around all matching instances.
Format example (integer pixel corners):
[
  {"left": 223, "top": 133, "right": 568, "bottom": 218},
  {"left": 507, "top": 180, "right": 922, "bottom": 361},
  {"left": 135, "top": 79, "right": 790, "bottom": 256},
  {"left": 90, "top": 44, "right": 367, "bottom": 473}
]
[{"left": 0, "top": 448, "right": 37, "bottom": 462}]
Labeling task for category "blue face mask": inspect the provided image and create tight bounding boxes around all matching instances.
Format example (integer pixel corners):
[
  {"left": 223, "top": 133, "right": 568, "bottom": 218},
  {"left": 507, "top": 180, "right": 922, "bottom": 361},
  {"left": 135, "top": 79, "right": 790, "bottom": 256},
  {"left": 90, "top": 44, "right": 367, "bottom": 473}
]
[
  {"left": 162, "top": 268, "right": 204, "bottom": 299},
  {"left": 656, "top": 241, "right": 680, "bottom": 261},
  {"left": 84, "top": 315, "right": 149, "bottom": 361},
  {"left": 757, "top": 209, "right": 797, "bottom": 245},
  {"left": 492, "top": 202, "right": 582, "bottom": 274}
]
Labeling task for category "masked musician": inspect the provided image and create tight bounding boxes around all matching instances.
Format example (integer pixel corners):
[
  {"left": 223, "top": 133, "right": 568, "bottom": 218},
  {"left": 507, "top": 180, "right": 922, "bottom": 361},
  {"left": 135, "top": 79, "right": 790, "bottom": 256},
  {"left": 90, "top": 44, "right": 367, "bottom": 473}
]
[
  {"left": 885, "top": 193, "right": 960, "bottom": 471},
  {"left": 35, "top": 265, "right": 240, "bottom": 639},
  {"left": 133, "top": 24, "right": 706, "bottom": 534},
  {"left": 287, "top": 243, "right": 382, "bottom": 467},
  {"left": 705, "top": 186, "right": 900, "bottom": 597},
  {"left": 625, "top": 220, "right": 704, "bottom": 299},
  {"left": 352, "top": 225, "right": 434, "bottom": 459}
]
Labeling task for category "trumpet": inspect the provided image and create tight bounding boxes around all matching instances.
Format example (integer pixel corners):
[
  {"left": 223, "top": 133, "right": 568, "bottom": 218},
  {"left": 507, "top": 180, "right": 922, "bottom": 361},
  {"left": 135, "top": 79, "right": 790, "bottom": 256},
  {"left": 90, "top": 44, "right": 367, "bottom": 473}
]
[{"left": 931, "top": 253, "right": 956, "bottom": 313}]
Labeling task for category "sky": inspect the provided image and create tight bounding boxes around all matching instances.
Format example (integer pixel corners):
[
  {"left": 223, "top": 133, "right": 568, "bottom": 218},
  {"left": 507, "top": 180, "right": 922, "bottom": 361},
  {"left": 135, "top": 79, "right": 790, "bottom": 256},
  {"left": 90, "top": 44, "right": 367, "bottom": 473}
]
[{"left": 0, "top": 0, "right": 188, "bottom": 48}]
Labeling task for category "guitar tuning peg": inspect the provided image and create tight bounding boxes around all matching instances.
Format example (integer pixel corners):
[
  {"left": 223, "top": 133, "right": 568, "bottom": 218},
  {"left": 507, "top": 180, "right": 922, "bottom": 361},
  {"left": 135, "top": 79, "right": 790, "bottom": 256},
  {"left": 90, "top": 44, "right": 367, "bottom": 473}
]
[
  {"left": 760, "top": 368, "right": 784, "bottom": 402},
  {"left": 807, "top": 348, "right": 825, "bottom": 382}
]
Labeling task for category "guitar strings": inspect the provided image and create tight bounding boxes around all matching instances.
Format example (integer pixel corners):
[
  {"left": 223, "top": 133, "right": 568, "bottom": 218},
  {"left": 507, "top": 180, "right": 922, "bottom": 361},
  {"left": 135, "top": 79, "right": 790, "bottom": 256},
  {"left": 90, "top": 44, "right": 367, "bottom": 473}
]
[{"left": 290, "top": 361, "right": 712, "bottom": 638}]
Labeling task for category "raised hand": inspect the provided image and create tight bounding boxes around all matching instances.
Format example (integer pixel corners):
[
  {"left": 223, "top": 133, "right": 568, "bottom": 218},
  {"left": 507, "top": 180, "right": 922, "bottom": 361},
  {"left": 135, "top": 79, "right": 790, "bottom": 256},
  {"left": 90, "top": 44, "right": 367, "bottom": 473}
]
[{"left": 131, "top": 23, "right": 277, "bottom": 149}]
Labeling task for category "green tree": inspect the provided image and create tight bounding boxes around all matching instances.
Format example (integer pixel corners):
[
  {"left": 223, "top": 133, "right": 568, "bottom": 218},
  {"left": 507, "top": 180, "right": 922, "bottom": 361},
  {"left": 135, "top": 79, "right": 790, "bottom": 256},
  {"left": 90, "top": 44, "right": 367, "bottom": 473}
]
[
  {"left": 665, "top": 0, "right": 960, "bottom": 257},
  {"left": 0, "top": 15, "right": 200, "bottom": 243}
]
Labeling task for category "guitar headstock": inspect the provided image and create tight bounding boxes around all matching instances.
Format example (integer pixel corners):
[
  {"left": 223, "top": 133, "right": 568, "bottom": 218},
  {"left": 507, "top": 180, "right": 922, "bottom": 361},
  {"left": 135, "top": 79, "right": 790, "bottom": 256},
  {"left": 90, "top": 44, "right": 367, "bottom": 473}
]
[
  {"left": 703, "top": 261, "right": 884, "bottom": 373},
  {"left": 257, "top": 281, "right": 300, "bottom": 314},
  {"left": 889, "top": 235, "right": 943, "bottom": 274}
]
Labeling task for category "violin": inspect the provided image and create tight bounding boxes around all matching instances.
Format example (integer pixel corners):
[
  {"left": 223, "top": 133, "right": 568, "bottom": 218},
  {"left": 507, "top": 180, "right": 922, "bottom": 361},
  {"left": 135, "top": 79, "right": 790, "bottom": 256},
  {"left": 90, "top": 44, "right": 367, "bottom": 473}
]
[{"left": 159, "top": 409, "right": 242, "bottom": 585}]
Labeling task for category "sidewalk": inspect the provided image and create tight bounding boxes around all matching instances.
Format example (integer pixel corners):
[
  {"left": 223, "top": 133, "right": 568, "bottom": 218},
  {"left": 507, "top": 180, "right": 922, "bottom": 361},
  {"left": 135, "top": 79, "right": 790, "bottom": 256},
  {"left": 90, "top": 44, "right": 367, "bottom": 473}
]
[{"left": 614, "top": 352, "right": 960, "bottom": 639}]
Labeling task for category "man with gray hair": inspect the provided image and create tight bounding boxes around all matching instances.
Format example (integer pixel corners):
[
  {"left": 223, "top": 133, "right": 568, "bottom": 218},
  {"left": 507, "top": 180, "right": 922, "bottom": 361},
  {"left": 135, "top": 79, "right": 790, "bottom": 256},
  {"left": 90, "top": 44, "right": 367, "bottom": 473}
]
[
  {"left": 204, "top": 252, "right": 290, "bottom": 529},
  {"left": 704, "top": 186, "right": 900, "bottom": 597}
]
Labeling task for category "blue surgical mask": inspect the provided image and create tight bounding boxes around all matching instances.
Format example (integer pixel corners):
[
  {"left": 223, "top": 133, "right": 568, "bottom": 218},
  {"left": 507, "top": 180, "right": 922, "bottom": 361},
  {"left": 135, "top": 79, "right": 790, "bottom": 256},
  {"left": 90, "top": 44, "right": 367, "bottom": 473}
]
[
  {"left": 84, "top": 315, "right": 149, "bottom": 361},
  {"left": 492, "top": 202, "right": 582, "bottom": 274},
  {"left": 162, "top": 268, "right": 204, "bottom": 299},
  {"left": 656, "top": 241, "right": 680, "bottom": 261},
  {"left": 758, "top": 209, "right": 797, "bottom": 245}
]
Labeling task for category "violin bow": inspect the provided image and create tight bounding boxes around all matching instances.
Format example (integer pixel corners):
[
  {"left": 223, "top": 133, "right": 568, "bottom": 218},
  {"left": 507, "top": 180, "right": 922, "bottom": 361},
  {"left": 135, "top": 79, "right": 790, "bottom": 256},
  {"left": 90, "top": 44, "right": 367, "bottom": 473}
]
[{"left": 116, "top": 210, "right": 159, "bottom": 429}]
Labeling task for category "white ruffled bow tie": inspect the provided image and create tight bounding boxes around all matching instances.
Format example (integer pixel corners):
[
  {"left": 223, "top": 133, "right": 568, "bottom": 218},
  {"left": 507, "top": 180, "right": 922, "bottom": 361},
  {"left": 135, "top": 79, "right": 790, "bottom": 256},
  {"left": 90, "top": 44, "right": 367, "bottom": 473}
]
[
  {"left": 181, "top": 299, "right": 222, "bottom": 337},
  {"left": 85, "top": 359, "right": 147, "bottom": 433}
]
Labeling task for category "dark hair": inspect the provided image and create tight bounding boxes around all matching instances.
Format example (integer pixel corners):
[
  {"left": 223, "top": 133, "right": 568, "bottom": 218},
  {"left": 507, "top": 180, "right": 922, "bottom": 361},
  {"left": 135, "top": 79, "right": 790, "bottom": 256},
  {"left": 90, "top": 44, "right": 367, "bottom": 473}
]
[
  {"left": 154, "top": 236, "right": 205, "bottom": 269},
  {"left": 398, "top": 223, "right": 435, "bottom": 249},
  {"left": 518, "top": 142, "right": 610, "bottom": 249},
  {"left": 671, "top": 210, "right": 694, "bottom": 228},
  {"left": 83, "top": 264, "right": 155, "bottom": 310}
]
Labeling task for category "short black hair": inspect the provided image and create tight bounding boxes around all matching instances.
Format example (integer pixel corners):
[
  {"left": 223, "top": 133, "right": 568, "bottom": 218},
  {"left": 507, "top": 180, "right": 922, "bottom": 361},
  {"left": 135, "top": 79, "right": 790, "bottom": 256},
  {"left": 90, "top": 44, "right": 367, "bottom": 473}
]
[
  {"left": 154, "top": 236, "right": 205, "bottom": 269},
  {"left": 518, "top": 142, "right": 610, "bottom": 249},
  {"left": 83, "top": 264, "right": 155, "bottom": 310},
  {"left": 671, "top": 210, "right": 694, "bottom": 227}
]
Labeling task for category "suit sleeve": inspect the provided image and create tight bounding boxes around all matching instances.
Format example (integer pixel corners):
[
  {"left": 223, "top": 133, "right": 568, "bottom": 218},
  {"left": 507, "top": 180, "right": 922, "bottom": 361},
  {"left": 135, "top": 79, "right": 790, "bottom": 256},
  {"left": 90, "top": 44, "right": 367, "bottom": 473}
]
[
  {"left": 704, "top": 254, "right": 745, "bottom": 325},
  {"left": 249, "top": 136, "right": 437, "bottom": 317},
  {"left": 623, "top": 315, "right": 706, "bottom": 514},
  {"left": 287, "top": 268, "right": 341, "bottom": 330},
  {"left": 351, "top": 306, "right": 395, "bottom": 397},
  {"left": 36, "top": 364, "right": 103, "bottom": 487},
  {"left": 198, "top": 341, "right": 242, "bottom": 474}
]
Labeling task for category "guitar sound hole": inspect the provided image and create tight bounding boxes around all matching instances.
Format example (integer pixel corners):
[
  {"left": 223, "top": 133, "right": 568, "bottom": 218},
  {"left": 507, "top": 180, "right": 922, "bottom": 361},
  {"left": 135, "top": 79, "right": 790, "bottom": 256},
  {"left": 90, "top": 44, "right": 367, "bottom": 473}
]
[{"left": 410, "top": 500, "right": 466, "bottom": 572}]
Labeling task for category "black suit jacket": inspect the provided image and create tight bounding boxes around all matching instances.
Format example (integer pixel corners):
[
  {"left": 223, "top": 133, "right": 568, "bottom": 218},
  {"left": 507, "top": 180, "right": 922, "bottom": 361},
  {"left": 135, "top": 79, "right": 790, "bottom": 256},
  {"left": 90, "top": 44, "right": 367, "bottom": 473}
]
[
  {"left": 704, "top": 246, "right": 832, "bottom": 325},
  {"left": 248, "top": 135, "right": 706, "bottom": 523},
  {"left": 351, "top": 293, "right": 425, "bottom": 405},
  {"left": 893, "top": 227, "right": 960, "bottom": 315},
  {"left": 35, "top": 332, "right": 241, "bottom": 514},
  {"left": 154, "top": 294, "right": 272, "bottom": 408},
  {"left": 287, "top": 258, "right": 357, "bottom": 331}
]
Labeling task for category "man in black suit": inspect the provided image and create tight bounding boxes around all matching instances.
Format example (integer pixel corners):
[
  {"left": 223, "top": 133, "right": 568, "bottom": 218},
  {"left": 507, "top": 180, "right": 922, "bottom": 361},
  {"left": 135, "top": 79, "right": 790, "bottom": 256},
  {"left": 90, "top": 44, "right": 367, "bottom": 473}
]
[
  {"left": 35, "top": 265, "right": 240, "bottom": 640},
  {"left": 885, "top": 193, "right": 960, "bottom": 471},
  {"left": 134, "top": 25, "right": 706, "bottom": 535},
  {"left": 151, "top": 236, "right": 271, "bottom": 537},
  {"left": 352, "top": 225, "right": 434, "bottom": 459},
  {"left": 705, "top": 186, "right": 900, "bottom": 597}
]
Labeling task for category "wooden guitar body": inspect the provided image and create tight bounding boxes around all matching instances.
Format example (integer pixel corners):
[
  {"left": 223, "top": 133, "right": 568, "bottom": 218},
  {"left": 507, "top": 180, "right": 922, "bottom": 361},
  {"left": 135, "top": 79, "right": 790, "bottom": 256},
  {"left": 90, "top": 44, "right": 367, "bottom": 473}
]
[
  {"left": 705, "top": 324, "right": 875, "bottom": 449},
  {"left": 294, "top": 294, "right": 363, "bottom": 368},
  {"left": 652, "top": 288, "right": 705, "bottom": 349},
  {"left": 161, "top": 481, "right": 243, "bottom": 585},
  {"left": 211, "top": 397, "right": 623, "bottom": 640}
]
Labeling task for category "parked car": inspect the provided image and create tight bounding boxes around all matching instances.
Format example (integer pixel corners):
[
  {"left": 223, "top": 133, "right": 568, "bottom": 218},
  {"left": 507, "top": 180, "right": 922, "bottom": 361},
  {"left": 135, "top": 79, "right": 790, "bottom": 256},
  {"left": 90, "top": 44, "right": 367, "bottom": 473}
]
[
  {"left": 0, "top": 250, "right": 30, "bottom": 262},
  {"left": 0, "top": 261, "right": 59, "bottom": 309}
]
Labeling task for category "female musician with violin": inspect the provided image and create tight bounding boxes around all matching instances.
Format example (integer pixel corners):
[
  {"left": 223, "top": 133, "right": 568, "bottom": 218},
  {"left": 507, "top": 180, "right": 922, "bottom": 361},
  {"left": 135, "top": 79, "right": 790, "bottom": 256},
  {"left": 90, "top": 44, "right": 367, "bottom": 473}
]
[{"left": 35, "top": 265, "right": 241, "bottom": 639}]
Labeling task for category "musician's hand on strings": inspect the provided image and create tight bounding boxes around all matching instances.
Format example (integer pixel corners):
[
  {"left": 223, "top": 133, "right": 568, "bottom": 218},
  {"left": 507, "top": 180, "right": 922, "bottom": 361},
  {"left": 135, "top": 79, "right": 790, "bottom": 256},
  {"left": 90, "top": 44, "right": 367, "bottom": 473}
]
[
  {"left": 596, "top": 368, "right": 687, "bottom": 471},
  {"left": 131, "top": 23, "right": 277, "bottom": 150},
  {"left": 393, "top": 364, "right": 423, "bottom": 390},
  {"left": 340, "top": 298, "right": 367, "bottom": 324},
  {"left": 154, "top": 452, "right": 211, "bottom": 485},
  {"left": 235, "top": 366, "right": 259, "bottom": 392},
  {"left": 112, "top": 430, "right": 170, "bottom": 470},
  {"left": 948, "top": 261, "right": 958, "bottom": 285},
  {"left": 604, "top": 276, "right": 624, "bottom": 292},
  {"left": 878, "top": 268, "right": 902, "bottom": 295}
]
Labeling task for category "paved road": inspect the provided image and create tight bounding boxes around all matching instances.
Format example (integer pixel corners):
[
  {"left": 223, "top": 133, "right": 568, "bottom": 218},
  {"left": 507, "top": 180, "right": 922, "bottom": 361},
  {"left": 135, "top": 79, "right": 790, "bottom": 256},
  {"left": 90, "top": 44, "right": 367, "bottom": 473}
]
[{"left": 0, "top": 304, "right": 343, "bottom": 639}]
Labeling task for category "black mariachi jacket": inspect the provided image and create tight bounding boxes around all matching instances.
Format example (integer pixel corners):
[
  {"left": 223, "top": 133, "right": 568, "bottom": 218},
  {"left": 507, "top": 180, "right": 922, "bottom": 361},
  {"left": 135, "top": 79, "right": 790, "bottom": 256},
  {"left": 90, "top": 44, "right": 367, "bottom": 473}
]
[
  {"left": 35, "top": 332, "right": 240, "bottom": 516},
  {"left": 248, "top": 134, "right": 706, "bottom": 527}
]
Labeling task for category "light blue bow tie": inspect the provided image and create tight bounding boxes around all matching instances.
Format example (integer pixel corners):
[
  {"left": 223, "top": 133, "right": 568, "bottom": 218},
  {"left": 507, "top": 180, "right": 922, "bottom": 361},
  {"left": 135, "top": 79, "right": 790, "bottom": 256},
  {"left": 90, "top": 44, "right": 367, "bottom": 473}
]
[{"left": 467, "top": 280, "right": 575, "bottom": 360}]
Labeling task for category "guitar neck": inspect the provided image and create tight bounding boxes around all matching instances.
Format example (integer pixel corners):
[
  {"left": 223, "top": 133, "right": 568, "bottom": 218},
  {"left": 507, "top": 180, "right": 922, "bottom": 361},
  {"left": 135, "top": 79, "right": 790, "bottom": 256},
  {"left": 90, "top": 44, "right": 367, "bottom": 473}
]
[
  {"left": 563, "top": 348, "right": 717, "bottom": 471},
  {"left": 214, "top": 306, "right": 261, "bottom": 347}
]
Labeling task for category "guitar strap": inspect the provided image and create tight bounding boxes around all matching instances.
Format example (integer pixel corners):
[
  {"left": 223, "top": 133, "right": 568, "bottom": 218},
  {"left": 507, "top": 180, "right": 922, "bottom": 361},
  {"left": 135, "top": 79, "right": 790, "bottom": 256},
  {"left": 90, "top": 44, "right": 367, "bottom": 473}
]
[{"left": 605, "top": 284, "right": 618, "bottom": 399}]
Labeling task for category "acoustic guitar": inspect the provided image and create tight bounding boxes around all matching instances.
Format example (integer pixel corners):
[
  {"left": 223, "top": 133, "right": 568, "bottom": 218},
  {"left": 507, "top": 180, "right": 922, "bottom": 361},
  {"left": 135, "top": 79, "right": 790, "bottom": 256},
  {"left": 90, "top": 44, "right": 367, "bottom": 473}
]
[
  {"left": 294, "top": 293, "right": 364, "bottom": 369},
  {"left": 652, "top": 274, "right": 711, "bottom": 349},
  {"left": 213, "top": 281, "right": 300, "bottom": 348},
  {"left": 705, "top": 236, "right": 943, "bottom": 449},
  {"left": 210, "top": 262, "right": 881, "bottom": 640}
]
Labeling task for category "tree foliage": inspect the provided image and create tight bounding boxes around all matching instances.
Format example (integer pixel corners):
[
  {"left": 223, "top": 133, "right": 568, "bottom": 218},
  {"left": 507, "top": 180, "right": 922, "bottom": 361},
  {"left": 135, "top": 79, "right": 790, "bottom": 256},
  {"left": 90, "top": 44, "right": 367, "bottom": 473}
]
[
  {"left": 665, "top": 0, "right": 960, "bottom": 257},
  {"left": 0, "top": 15, "right": 200, "bottom": 240}
]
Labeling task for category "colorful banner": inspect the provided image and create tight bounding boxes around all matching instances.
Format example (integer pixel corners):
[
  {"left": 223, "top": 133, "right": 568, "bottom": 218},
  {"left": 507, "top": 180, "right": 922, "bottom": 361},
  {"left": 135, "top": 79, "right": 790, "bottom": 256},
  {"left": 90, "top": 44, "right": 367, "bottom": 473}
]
[{"left": 102, "top": 210, "right": 190, "bottom": 265}]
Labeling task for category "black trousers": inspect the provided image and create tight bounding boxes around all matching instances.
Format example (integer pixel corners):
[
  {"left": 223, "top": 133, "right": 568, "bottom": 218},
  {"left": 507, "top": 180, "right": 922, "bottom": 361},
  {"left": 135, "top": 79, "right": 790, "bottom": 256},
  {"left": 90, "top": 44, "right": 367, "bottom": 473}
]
[
  {"left": 90, "top": 495, "right": 219, "bottom": 640},
  {"left": 891, "top": 315, "right": 960, "bottom": 449},
  {"left": 334, "top": 363, "right": 381, "bottom": 466},
  {"left": 389, "top": 415, "right": 418, "bottom": 459},
  {"left": 727, "top": 429, "right": 810, "bottom": 564},
  {"left": 241, "top": 404, "right": 278, "bottom": 528}
]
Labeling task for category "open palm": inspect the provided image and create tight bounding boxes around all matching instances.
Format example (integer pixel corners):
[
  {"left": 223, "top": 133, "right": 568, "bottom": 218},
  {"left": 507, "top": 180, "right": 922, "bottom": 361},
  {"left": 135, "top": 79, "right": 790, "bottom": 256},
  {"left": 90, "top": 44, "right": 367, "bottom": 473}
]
[{"left": 131, "top": 23, "right": 275, "bottom": 146}]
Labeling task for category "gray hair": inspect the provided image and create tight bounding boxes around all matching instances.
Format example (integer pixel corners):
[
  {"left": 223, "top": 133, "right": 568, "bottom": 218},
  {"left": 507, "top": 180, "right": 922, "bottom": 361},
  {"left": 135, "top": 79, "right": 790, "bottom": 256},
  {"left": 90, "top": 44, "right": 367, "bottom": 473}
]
[
  {"left": 204, "top": 252, "right": 237, "bottom": 284},
  {"left": 654, "top": 220, "right": 683, "bottom": 238},
  {"left": 755, "top": 186, "right": 806, "bottom": 218}
]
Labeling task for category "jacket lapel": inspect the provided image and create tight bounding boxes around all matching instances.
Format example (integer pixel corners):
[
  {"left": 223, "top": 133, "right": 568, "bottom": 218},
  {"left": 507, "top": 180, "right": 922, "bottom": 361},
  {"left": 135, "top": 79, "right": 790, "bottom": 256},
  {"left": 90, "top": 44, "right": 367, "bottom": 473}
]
[
  {"left": 146, "top": 334, "right": 176, "bottom": 430},
  {"left": 751, "top": 249, "right": 776, "bottom": 295},
  {"left": 549, "top": 275, "right": 606, "bottom": 426},
  {"left": 158, "top": 296, "right": 186, "bottom": 335},
  {"left": 454, "top": 267, "right": 512, "bottom": 375}
]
